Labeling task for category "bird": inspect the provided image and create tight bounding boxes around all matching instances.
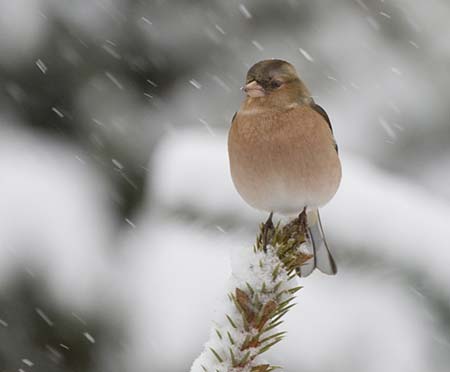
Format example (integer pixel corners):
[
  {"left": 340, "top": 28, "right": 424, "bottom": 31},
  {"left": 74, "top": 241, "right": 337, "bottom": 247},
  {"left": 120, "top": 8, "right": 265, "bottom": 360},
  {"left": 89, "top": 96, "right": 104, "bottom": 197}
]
[{"left": 228, "top": 59, "right": 341, "bottom": 276}]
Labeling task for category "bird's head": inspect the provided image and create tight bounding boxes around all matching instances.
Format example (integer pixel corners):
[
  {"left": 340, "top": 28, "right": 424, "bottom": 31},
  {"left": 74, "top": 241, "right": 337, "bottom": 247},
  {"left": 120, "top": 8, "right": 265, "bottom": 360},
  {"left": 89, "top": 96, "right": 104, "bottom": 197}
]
[{"left": 243, "top": 59, "right": 310, "bottom": 100}]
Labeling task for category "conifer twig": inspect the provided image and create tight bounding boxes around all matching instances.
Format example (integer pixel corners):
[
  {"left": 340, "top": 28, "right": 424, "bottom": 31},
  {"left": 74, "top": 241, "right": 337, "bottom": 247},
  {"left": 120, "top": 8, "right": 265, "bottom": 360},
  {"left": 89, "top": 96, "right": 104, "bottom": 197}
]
[{"left": 190, "top": 216, "right": 312, "bottom": 372}]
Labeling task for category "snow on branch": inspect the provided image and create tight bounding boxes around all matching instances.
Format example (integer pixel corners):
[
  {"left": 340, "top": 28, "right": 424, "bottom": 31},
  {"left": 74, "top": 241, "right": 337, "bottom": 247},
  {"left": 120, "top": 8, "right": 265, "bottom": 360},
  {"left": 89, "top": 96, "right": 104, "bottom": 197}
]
[{"left": 190, "top": 217, "right": 312, "bottom": 372}]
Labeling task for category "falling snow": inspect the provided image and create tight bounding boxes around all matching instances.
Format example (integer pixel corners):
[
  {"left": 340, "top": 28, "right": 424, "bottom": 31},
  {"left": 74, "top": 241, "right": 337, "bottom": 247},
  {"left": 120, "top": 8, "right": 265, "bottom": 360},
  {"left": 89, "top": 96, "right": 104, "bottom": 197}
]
[
  {"left": 0, "top": 1, "right": 449, "bottom": 371},
  {"left": 35, "top": 308, "right": 54, "bottom": 327},
  {"left": 72, "top": 312, "right": 87, "bottom": 325},
  {"left": 251, "top": 40, "right": 264, "bottom": 51},
  {"left": 198, "top": 118, "right": 215, "bottom": 136},
  {"left": 125, "top": 218, "right": 136, "bottom": 228},
  {"left": 189, "top": 79, "right": 202, "bottom": 89},
  {"left": 366, "top": 16, "right": 380, "bottom": 31},
  {"left": 299, "top": 48, "right": 314, "bottom": 62},
  {"left": 52, "top": 107, "right": 64, "bottom": 118},
  {"left": 35, "top": 59, "right": 47, "bottom": 74},
  {"left": 112, "top": 158, "right": 124, "bottom": 170},
  {"left": 214, "top": 24, "right": 226, "bottom": 35},
  {"left": 378, "top": 117, "right": 397, "bottom": 140},
  {"left": 355, "top": 0, "right": 369, "bottom": 10},
  {"left": 22, "top": 359, "right": 34, "bottom": 367},
  {"left": 391, "top": 67, "right": 402, "bottom": 76},
  {"left": 146, "top": 79, "right": 158, "bottom": 87},
  {"left": 141, "top": 17, "right": 152, "bottom": 25},
  {"left": 212, "top": 75, "right": 231, "bottom": 92},
  {"left": 238, "top": 4, "right": 252, "bottom": 19},
  {"left": 102, "top": 44, "right": 121, "bottom": 60},
  {"left": 105, "top": 71, "right": 123, "bottom": 90},
  {"left": 84, "top": 332, "right": 96, "bottom": 344}
]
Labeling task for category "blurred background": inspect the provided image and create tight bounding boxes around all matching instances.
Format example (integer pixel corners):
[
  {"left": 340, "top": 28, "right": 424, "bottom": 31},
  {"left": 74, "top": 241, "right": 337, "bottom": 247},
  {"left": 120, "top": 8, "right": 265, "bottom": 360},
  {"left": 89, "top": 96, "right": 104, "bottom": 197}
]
[{"left": 0, "top": 0, "right": 449, "bottom": 371}]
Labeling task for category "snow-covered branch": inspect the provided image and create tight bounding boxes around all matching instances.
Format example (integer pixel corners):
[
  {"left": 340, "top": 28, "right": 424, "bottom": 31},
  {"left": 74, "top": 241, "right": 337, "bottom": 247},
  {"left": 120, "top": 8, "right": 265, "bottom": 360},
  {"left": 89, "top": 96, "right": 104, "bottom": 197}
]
[{"left": 190, "top": 218, "right": 311, "bottom": 372}]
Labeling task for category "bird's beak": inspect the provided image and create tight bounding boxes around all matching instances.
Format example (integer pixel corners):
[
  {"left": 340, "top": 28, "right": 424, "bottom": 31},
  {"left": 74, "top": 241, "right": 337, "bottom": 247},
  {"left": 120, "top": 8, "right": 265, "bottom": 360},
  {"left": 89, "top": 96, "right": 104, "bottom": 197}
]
[{"left": 243, "top": 81, "right": 266, "bottom": 97}]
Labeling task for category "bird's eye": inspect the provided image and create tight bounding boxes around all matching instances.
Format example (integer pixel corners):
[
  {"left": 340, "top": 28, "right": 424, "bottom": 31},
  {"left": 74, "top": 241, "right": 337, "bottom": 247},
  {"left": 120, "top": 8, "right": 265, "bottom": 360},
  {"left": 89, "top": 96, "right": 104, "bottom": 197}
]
[{"left": 270, "top": 80, "right": 282, "bottom": 89}]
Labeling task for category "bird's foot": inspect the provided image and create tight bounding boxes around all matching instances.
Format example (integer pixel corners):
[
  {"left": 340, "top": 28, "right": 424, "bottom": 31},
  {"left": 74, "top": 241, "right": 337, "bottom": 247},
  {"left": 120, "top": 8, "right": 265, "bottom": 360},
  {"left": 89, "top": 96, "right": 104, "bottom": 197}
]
[
  {"left": 262, "top": 212, "right": 274, "bottom": 251},
  {"left": 298, "top": 207, "right": 308, "bottom": 236}
]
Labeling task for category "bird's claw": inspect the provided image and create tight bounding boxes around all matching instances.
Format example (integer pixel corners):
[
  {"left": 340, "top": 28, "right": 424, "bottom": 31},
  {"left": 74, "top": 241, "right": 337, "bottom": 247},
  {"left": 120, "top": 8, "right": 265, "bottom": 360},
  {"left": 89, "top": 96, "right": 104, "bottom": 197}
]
[
  {"left": 298, "top": 207, "right": 308, "bottom": 237},
  {"left": 262, "top": 212, "right": 274, "bottom": 251}
]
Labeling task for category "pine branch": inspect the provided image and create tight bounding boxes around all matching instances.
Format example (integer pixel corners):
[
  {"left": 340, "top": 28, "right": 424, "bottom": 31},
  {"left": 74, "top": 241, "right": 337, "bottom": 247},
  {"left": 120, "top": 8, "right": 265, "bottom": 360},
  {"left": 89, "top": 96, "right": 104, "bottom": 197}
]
[{"left": 190, "top": 216, "right": 312, "bottom": 372}]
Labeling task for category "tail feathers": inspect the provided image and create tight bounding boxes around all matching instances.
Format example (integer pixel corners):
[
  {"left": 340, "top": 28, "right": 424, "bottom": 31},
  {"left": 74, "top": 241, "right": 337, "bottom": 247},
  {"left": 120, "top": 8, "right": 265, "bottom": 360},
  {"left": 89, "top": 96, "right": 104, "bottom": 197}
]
[{"left": 296, "top": 210, "right": 337, "bottom": 277}]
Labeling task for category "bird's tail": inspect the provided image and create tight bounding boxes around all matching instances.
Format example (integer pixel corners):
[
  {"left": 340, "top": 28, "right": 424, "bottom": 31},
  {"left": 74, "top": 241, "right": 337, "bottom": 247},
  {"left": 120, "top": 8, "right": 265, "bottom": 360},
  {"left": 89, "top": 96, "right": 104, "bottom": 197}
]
[{"left": 296, "top": 209, "right": 337, "bottom": 277}]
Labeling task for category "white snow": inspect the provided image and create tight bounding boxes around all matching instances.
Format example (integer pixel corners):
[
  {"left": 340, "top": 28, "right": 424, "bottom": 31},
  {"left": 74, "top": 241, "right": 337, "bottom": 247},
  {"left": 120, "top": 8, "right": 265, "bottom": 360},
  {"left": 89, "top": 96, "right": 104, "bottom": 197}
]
[
  {"left": 191, "top": 245, "right": 290, "bottom": 372},
  {"left": 35, "top": 59, "right": 47, "bottom": 74},
  {"left": 151, "top": 130, "right": 260, "bottom": 221},
  {"left": 105, "top": 71, "right": 124, "bottom": 90},
  {"left": 189, "top": 79, "right": 203, "bottom": 90},
  {"left": 251, "top": 40, "right": 264, "bottom": 52},
  {"left": 272, "top": 271, "right": 430, "bottom": 372},
  {"left": 83, "top": 332, "right": 96, "bottom": 344},
  {"left": 117, "top": 219, "right": 232, "bottom": 372},
  {"left": 22, "top": 359, "right": 34, "bottom": 367},
  {"left": 51, "top": 107, "right": 64, "bottom": 118},
  {"left": 0, "top": 123, "right": 114, "bottom": 310},
  {"left": 298, "top": 48, "right": 315, "bottom": 62},
  {"left": 238, "top": 4, "right": 252, "bottom": 19},
  {"left": 35, "top": 308, "right": 54, "bottom": 327}
]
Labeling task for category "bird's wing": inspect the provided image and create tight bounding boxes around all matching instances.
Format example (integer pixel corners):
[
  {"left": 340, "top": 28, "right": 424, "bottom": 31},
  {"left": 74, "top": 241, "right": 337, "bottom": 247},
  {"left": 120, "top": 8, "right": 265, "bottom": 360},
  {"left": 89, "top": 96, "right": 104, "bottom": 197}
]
[
  {"left": 231, "top": 111, "right": 237, "bottom": 124},
  {"left": 310, "top": 103, "right": 338, "bottom": 153}
]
